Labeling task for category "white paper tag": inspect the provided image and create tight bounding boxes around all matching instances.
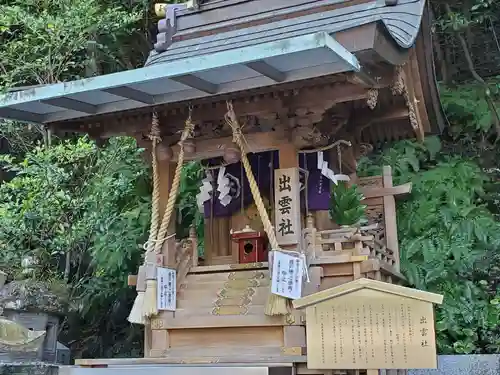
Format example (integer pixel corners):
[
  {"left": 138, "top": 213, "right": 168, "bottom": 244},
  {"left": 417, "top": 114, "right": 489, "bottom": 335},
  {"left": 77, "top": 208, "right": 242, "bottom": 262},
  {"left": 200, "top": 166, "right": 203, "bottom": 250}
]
[
  {"left": 271, "top": 251, "right": 304, "bottom": 300},
  {"left": 317, "top": 151, "right": 324, "bottom": 170},
  {"left": 157, "top": 267, "right": 176, "bottom": 311}
]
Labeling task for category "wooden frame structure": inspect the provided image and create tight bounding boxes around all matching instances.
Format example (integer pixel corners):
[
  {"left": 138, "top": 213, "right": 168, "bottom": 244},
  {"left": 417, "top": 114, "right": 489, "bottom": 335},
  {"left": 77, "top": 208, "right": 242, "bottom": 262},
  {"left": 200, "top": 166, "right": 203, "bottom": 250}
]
[{"left": 0, "top": 0, "right": 445, "bottom": 374}]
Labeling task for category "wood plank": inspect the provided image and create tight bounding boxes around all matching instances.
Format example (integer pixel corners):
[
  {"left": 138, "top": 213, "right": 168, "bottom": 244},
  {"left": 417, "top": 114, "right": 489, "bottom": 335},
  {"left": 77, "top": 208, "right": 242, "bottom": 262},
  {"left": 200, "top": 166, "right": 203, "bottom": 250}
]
[
  {"left": 311, "top": 254, "right": 368, "bottom": 265},
  {"left": 150, "top": 346, "right": 304, "bottom": 359},
  {"left": 283, "top": 326, "right": 306, "bottom": 347},
  {"left": 321, "top": 263, "right": 355, "bottom": 277},
  {"left": 169, "top": 326, "right": 283, "bottom": 348},
  {"left": 189, "top": 262, "right": 268, "bottom": 273},
  {"left": 383, "top": 166, "right": 400, "bottom": 272},
  {"left": 361, "top": 183, "right": 412, "bottom": 199},
  {"left": 177, "top": 286, "right": 270, "bottom": 308},
  {"left": 320, "top": 275, "right": 353, "bottom": 290},
  {"left": 210, "top": 255, "right": 233, "bottom": 265},
  {"left": 179, "top": 279, "right": 270, "bottom": 292},
  {"left": 151, "top": 330, "right": 170, "bottom": 352},
  {"left": 303, "top": 267, "right": 322, "bottom": 296},
  {"left": 151, "top": 308, "right": 303, "bottom": 329},
  {"left": 75, "top": 354, "right": 303, "bottom": 366},
  {"left": 170, "top": 129, "right": 287, "bottom": 161},
  {"left": 184, "top": 271, "right": 269, "bottom": 284}
]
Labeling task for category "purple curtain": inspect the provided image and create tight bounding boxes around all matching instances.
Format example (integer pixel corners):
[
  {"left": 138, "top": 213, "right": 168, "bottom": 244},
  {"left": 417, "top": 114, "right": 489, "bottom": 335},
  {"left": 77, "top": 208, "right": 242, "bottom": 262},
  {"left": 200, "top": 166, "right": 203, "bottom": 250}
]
[{"left": 203, "top": 150, "right": 333, "bottom": 218}]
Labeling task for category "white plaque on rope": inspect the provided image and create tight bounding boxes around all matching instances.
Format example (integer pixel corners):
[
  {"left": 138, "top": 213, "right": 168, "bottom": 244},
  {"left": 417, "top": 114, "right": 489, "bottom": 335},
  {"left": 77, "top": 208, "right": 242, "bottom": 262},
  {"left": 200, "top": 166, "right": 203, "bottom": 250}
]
[
  {"left": 271, "top": 251, "right": 304, "bottom": 300},
  {"left": 157, "top": 267, "right": 176, "bottom": 311}
]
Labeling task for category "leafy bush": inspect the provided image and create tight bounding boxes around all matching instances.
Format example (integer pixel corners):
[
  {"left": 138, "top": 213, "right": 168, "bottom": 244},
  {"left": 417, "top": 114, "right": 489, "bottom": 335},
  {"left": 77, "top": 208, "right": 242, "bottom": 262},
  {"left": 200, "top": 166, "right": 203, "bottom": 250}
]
[
  {"left": 0, "top": 0, "right": 142, "bottom": 88},
  {"left": 0, "top": 136, "right": 150, "bottom": 357},
  {"left": 439, "top": 79, "right": 500, "bottom": 135},
  {"left": 359, "top": 137, "right": 500, "bottom": 354}
]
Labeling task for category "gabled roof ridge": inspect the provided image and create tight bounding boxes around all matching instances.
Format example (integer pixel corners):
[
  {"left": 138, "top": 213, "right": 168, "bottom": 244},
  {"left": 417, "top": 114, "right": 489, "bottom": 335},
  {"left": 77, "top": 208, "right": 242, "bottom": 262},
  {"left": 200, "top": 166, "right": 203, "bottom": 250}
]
[{"left": 293, "top": 277, "right": 443, "bottom": 309}]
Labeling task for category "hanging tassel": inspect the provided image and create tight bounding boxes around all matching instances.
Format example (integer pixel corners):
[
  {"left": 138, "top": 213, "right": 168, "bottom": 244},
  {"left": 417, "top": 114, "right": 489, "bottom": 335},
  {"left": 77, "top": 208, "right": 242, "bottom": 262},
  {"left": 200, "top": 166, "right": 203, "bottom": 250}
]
[
  {"left": 142, "top": 257, "right": 158, "bottom": 318},
  {"left": 128, "top": 266, "right": 146, "bottom": 324},
  {"left": 264, "top": 294, "right": 290, "bottom": 315},
  {"left": 128, "top": 292, "right": 146, "bottom": 324}
]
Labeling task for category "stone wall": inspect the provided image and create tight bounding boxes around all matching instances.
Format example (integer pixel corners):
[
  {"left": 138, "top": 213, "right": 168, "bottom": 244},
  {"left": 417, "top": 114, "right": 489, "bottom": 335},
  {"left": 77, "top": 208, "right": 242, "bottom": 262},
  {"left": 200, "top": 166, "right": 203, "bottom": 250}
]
[{"left": 409, "top": 355, "right": 500, "bottom": 375}]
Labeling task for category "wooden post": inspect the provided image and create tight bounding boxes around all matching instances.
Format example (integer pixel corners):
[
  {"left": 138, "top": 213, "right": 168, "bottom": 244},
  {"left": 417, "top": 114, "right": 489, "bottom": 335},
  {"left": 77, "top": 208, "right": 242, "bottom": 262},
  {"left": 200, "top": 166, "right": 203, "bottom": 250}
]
[
  {"left": 189, "top": 225, "right": 198, "bottom": 267},
  {"left": 382, "top": 166, "right": 400, "bottom": 271},
  {"left": 158, "top": 160, "right": 177, "bottom": 268},
  {"left": 146, "top": 159, "right": 176, "bottom": 357}
]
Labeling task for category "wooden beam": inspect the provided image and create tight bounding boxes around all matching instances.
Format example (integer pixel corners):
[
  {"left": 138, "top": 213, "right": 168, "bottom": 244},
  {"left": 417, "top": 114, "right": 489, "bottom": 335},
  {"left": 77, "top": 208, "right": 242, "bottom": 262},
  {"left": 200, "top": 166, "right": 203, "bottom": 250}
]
[
  {"left": 346, "top": 64, "right": 395, "bottom": 89},
  {"left": 52, "top": 81, "right": 368, "bottom": 136},
  {"left": 127, "top": 274, "right": 137, "bottom": 286},
  {"left": 42, "top": 97, "right": 97, "bottom": 114},
  {"left": 102, "top": 86, "right": 154, "bottom": 105},
  {"left": 0, "top": 107, "right": 43, "bottom": 123},
  {"left": 361, "top": 182, "right": 412, "bottom": 199},
  {"left": 245, "top": 61, "right": 285, "bottom": 82},
  {"left": 170, "top": 129, "right": 288, "bottom": 161},
  {"left": 170, "top": 75, "right": 219, "bottom": 94}
]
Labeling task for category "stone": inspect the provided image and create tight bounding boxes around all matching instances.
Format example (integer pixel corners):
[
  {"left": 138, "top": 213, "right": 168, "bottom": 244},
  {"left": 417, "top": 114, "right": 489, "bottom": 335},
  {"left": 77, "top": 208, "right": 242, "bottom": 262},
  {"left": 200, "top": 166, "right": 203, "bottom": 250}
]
[{"left": 409, "top": 355, "right": 500, "bottom": 375}]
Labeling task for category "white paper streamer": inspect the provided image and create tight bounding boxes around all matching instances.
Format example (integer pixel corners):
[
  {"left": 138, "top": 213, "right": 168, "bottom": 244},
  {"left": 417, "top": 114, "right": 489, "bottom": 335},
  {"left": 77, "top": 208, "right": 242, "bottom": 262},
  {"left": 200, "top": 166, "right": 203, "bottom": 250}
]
[
  {"left": 196, "top": 171, "right": 213, "bottom": 210},
  {"left": 317, "top": 151, "right": 350, "bottom": 185}
]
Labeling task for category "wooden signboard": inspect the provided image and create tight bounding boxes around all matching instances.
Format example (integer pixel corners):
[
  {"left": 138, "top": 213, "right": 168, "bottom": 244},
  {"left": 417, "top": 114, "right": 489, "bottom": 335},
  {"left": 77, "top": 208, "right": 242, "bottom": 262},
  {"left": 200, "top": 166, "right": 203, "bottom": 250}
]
[
  {"left": 293, "top": 278, "right": 443, "bottom": 370},
  {"left": 274, "top": 167, "right": 301, "bottom": 245}
]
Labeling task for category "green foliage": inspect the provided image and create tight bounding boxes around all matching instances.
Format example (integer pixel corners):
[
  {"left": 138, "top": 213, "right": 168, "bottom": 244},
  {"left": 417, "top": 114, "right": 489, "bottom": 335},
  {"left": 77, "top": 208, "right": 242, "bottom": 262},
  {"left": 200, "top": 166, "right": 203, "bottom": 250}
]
[
  {"left": 329, "top": 182, "right": 367, "bottom": 226},
  {"left": 0, "top": 136, "right": 150, "bottom": 357},
  {"left": 439, "top": 79, "right": 500, "bottom": 134},
  {"left": 0, "top": 0, "right": 143, "bottom": 88},
  {"left": 436, "top": 0, "right": 499, "bottom": 31},
  {"left": 177, "top": 161, "right": 204, "bottom": 256},
  {"left": 359, "top": 137, "right": 500, "bottom": 354}
]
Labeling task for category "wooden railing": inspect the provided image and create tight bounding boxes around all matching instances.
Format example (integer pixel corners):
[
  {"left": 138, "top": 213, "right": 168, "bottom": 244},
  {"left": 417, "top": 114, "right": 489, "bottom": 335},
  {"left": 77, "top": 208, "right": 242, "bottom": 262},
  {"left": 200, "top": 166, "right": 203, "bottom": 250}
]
[{"left": 303, "top": 166, "right": 410, "bottom": 272}]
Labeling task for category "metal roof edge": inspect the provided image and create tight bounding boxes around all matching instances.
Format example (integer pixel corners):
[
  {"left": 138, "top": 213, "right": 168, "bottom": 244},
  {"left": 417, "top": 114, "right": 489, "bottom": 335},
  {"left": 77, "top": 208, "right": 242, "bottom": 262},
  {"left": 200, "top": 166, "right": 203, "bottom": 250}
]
[{"left": 0, "top": 32, "right": 332, "bottom": 110}]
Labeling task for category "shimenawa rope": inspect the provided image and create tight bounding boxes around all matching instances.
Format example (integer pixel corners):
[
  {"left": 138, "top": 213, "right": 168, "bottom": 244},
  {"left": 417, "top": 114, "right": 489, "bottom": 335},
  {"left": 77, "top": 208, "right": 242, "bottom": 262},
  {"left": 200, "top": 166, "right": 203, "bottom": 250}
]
[
  {"left": 224, "top": 101, "right": 290, "bottom": 316},
  {"left": 128, "top": 111, "right": 194, "bottom": 323}
]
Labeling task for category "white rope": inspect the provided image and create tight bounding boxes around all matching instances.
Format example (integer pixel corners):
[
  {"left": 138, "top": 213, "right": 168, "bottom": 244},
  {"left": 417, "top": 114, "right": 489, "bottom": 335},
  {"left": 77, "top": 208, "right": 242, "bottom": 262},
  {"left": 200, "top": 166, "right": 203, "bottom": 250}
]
[{"left": 142, "top": 233, "right": 177, "bottom": 252}]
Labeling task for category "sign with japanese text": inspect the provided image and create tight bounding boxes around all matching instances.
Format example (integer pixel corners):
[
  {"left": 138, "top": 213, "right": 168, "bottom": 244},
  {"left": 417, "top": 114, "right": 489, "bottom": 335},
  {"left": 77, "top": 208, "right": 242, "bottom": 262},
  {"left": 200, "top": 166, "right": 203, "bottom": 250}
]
[
  {"left": 305, "top": 291, "right": 438, "bottom": 369},
  {"left": 274, "top": 167, "right": 301, "bottom": 245},
  {"left": 271, "top": 250, "right": 304, "bottom": 300},
  {"left": 157, "top": 267, "right": 176, "bottom": 311}
]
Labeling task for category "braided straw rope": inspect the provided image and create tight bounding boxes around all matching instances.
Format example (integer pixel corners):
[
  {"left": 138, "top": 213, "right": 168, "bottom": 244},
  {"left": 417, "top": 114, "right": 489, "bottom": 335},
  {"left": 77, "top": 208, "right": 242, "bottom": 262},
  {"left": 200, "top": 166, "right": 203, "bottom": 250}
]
[
  {"left": 147, "top": 113, "right": 162, "bottom": 253},
  {"left": 129, "top": 111, "right": 195, "bottom": 322},
  {"left": 224, "top": 101, "right": 289, "bottom": 316},
  {"left": 128, "top": 112, "right": 162, "bottom": 324},
  {"left": 153, "top": 115, "right": 195, "bottom": 254}
]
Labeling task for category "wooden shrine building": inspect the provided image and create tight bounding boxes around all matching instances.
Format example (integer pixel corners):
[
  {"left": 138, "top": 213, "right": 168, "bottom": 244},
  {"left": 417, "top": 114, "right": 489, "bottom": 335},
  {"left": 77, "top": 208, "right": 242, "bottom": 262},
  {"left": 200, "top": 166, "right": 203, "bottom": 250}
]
[{"left": 0, "top": 0, "right": 446, "bottom": 374}]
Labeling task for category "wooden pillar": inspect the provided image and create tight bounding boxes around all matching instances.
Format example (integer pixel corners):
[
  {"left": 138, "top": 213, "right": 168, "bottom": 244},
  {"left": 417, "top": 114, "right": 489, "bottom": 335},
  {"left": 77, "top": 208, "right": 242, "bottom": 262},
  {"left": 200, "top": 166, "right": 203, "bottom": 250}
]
[
  {"left": 189, "top": 225, "right": 198, "bottom": 267},
  {"left": 278, "top": 143, "right": 298, "bottom": 169},
  {"left": 145, "top": 158, "right": 176, "bottom": 357},
  {"left": 158, "top": 160, "right": 177, "bottom": 268}
]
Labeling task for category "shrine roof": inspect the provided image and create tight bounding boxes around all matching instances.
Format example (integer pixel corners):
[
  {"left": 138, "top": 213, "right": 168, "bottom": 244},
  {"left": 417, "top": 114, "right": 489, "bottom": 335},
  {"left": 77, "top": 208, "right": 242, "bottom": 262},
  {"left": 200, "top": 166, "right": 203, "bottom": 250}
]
[
  {"left": 292, "top": 278, "right": 444, "bottom": 309},
  {"left": 0, "top": 32, "right": 359, "bottom": 125},
  {"left": 149, "top": 0, "right": 426, "bottom": 65}
]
